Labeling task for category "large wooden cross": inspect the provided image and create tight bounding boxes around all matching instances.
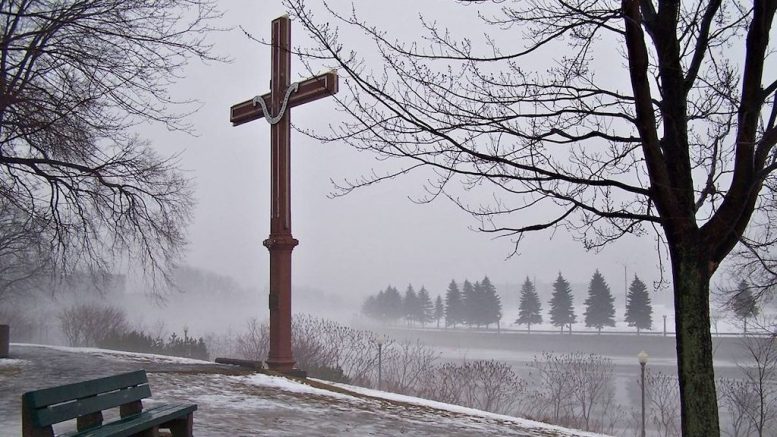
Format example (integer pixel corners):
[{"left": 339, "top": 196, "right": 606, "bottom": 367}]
[{"left": 229, "top": 14, "right": 338, "bottom": 372}]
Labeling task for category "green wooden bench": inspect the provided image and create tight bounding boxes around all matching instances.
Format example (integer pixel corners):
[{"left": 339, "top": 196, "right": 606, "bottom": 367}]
[{"left": 22, "top": 370, "right": 197, "bottom": 437}]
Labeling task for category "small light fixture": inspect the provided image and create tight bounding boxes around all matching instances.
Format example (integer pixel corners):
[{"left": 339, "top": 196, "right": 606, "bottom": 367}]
[{"left": 638, "top": 350, "right": 648, "bottom": 365}]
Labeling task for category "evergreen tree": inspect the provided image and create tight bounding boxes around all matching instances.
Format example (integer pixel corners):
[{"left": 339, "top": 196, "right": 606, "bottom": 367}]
[
  {"left": 362, "top": 294, "right": 378, "bottom": 320},
  {"left": 462, "top": 280, "right": 476, "bottom": 326},
  {"left": 403, "top": 284, "right": 418, "bottom": 325},
  {"left": 480, "top": 276, "right": 502, "bottom": 330},
  {"left": 472, "top": 280, "right": 487, "bottom": 327},
  {"left": 417, "top": 286, "right": 434, "bottom": 326},
  {"left": 549, "top": 272, "right": 576, "bottom": 333},
  {"left": 516, "top": 277, "right": 542, "bottom": 333},
  {"left": 444, "top": 280, "right": 463, "bottom": 328},
  {"left": 383, "top": 286, "right": 403, "bottom": 323},
  {"left": 434, "top": 295, "right": 444, "bottom": 328},
  {"left": 583, "top": 270, "right": 616, "bottom": 333},
  {"left": 730, "top": 280, "right": 759, "bottom": 333},
  {"left": 625, "top": 275, "right": 653, "bottom": 334}
]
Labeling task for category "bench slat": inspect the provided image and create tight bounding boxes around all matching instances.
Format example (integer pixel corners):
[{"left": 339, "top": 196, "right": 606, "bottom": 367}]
[
  {"left": 34, "top": 384, "right": 152, "bottom": 427},
  {"left": 63, "top": 403, "right": 197, "bottom": 437},
  {"left": 23, "top": 371, "right": 148, "bottom": 408}
]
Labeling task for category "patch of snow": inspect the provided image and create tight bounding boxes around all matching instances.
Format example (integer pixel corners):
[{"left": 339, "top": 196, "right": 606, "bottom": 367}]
[
  {"left": 0, "top": 358, "right": 28, "bottom": 367},
  {"left": 193, "top": 393, "right": 279, "bottom": 410},
  {"left": 11, "top": 343, "right": 211, "bottom": 365},
  {"left": 320, "top": 380, "right": 611, "bottom": 437},
  {"left": 234, "top": 373, "right": 360, "bottom": 401}
]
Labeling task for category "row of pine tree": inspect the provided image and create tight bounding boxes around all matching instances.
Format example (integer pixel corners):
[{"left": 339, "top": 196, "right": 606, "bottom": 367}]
[
  {"left": 518, "top": 270, "right": 653, "bottom": 333},
  {"left": 361, "top": 271, "right": 654, "bottom": 333},
  {"left": 362, "top": 277, "right": 503, "bottom": 328}
]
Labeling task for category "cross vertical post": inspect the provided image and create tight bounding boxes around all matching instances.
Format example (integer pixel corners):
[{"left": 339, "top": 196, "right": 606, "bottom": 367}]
[
  {"left": 229, "top": 14, "right": 338, "bottom": 374},
  {"left": 264, "top": 14, "right": 296, "bottom": 371}
]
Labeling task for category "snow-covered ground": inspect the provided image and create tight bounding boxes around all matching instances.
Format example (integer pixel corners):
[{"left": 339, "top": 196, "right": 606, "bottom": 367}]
[{"left": 0, "top": 344, "right": 607, "bottom": 436}]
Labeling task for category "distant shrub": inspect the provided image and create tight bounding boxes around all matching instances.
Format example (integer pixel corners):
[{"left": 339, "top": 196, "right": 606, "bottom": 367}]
[
  {"left": 306, "top": 364, "right": 350, "bottom": 384},
  {"left": 59, "top": 303, "right": 129, "bottom": 347},
  {"left": 97, "top": 328, "right": 208, "bottom": 360}
]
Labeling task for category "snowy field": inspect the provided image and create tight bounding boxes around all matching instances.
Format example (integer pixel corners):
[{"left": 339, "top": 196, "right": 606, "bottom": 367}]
[{"left": 0, "top": 344, "right": 607, "bottom": 436}]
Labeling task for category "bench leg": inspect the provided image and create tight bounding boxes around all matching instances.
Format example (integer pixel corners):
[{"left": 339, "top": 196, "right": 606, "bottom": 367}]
[{"left": 167, "top": 413, "right": 194, "bottom": 437}]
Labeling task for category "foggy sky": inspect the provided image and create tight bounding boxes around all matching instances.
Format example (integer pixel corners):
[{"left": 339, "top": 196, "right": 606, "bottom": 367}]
[{"left": 147, "top": 0, "right": 670, "bottom": 309}]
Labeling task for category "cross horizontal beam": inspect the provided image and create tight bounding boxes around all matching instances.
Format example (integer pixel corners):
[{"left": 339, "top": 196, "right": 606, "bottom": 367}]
[{"left": 230, "top": 70, "right": 338, "bottom": 126}]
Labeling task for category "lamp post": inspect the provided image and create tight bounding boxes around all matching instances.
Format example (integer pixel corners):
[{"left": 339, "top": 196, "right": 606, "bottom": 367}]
[
  {"left": 638, "top": 350, "right": 648, "bottom": 437},
  {"left": 376, "top": 336, "right": 384, "bottom": 390},
  {"left": 663, "top": 315, "right": 667, "bottom": 337}
]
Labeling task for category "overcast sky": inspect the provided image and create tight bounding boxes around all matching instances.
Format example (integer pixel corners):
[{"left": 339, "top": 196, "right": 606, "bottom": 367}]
[{"left": 144, "top": 0, "right": 672, "bottom": 309}]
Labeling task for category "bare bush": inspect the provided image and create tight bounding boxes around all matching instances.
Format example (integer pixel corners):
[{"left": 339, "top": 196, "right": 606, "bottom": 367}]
[
  {"left": 719, "top": 335, "right": 777, "bottom": 437},
  {"left": 58, "top": 303, "right": 128, "bottom": 347},
  {"left": 291, "top": 315, "right": 340, "bottom": 371},
  {"left": 234, "top": 318, "right": 269, "bottom": 362},
  {"left": 325, "top": 325, "right": 380, "bottom": 386},
  {"left": 231, "top": 315, "right": 378, "bottom": 383},
  {"left": 719, "top": 378, "right": 760, "bottom": 437},
  {"left": 527, "top": 352, "right": 619, "bottom": 433},
  {"left": 644, "top": 370, "right": 681, "bottom": 437},
  {"left": 527, "top": 351, "right": 578, "bottom": 425},
  {"left": 381, "top": 339, "right": 439, "bottom": 394},
  {"left": 422, "top": 359, "right": 525, "bottom": 414}
]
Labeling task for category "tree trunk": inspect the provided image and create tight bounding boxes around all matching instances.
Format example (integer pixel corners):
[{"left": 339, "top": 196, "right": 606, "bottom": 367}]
[{"left": 671, "top": 244, "right": 720, "bottom": 436}]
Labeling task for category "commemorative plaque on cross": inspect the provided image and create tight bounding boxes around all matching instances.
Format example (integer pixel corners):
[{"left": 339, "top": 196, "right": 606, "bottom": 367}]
[{"left": 230, "top": 14, "right": 338, "bottom": 372}]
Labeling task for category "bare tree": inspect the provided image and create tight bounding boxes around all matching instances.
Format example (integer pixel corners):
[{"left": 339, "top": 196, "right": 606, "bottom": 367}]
[
  {"left": 381, "top": 339, "right": 439, "bottom": 394},
  {"left": 719, "top": 378, "right": 760, "bottom": 437},
  {"left": 0, "top": 199, "right": 52, "bottom": 302},
  {"left": 58, "top": 303, "right": 128, "bottom": 347},
  {"left": 728, "top": 335, "right": 777, "bottom": 437},
  {"left": 644, "top": 369, "right": 681, "bottom": 437},
  {"left": 528, "top": 351, "right": 578, "bottom": 425},
  {"left": 527, "top": 351, "right": 619, "bottom": 432},
  {"left": 282, "top": 1, "right": 777, "bottom": 433},
  {"left": 0, "top": 0, "right": 223, "bottom": 288},
  {"left": 568, "top": 353, "right": 616, "bottom": 432}
]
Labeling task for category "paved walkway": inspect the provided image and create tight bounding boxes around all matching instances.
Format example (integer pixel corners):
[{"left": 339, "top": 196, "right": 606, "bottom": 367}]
[{"left": 1, "top": 344, "right": 600, "bottom": 436}]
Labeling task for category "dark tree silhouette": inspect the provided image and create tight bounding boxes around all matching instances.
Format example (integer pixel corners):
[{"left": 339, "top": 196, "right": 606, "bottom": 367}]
[
  {"left": 383, "top": 285, "right": 404, "bottom": 323},
  {"left": 434, "top": 295, "right": 444, "bottom": 328},
  {"left": 625, "top": 275, "right": 653, "bottom": 334},
  {"left": 729, "top": 280, "right": 760, "bottom": 333},
  {"left": 286, "top": 1, "right": 777, "bottom": 432},
  {"left": 461, "top": 280, "right": 478, "bottom": 327},
  {"left": 480, "top": 276, "right": 502, "bottom": 329},
  {"left": 444, "top": 280, "right": 463, "bottom": 328},
  {"left": 0, "top": 0, "right": 222, "bottom": 288},
  {"left": 403, "top": 284, "right": 419, "bottom": 325},
  {"left": 361, "top": 294, "right": 379, "bottom": 320},
  {"left": 584, "top": 270, "right": 615, "bottom": 333},
  {"left": 417, "top": 286, "right": 434, "bottom": 326},
  {"left": 549, "top": 273, "right": 576, "bottom": 334},
  {"left": 516, "top": 277, "right": 542, "bottom": 333}
]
